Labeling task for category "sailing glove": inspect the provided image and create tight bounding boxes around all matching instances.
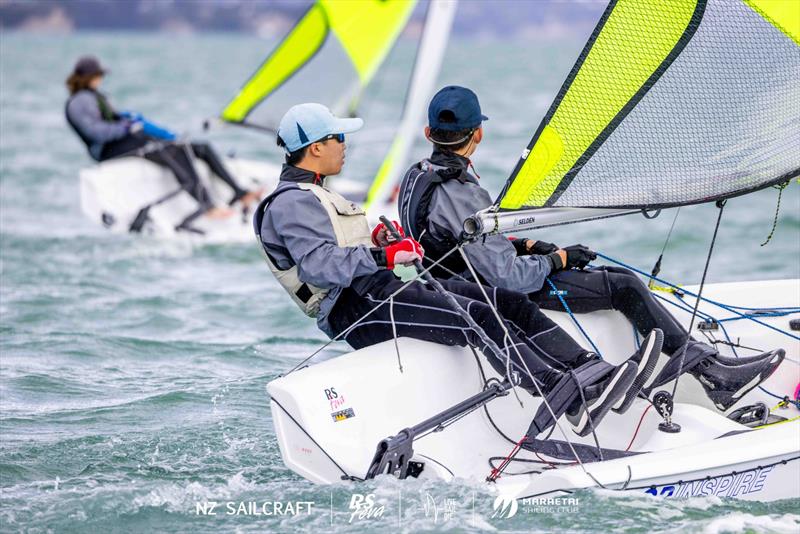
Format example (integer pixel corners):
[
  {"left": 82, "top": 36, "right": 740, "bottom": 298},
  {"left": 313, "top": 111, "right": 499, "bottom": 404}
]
[
  {"left": 509, "top": 237, "right": 530, "bottom": 255},
  {"left": 371, "top": 220, "right": 405, "bottom": 247},
  {"left": 546, "top": 244, "right": 596, "bottom": 271},
  {"left": 374, "top": 238, "right": 424, "bottom": 270},
  {"left": 509, "top": 238, "right": 559, "bottom": 256},
  {"left": 529, "top": 240, "right": 559, "bottom": 255},
  {"left": 564, "top": 244, "right": 597, "bottom": 269}
]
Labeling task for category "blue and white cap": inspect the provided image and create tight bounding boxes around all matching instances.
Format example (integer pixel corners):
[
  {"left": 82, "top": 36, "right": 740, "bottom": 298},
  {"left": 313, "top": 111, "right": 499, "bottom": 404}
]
[{"left": 277, "top": 103, "right": 364, "bottom": 153}]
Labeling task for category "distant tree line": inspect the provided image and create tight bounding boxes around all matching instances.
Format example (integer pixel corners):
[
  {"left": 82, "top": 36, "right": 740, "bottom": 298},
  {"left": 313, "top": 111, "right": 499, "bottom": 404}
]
[{"left": 0, "top": 0, "right": 604, "bottom": 36}]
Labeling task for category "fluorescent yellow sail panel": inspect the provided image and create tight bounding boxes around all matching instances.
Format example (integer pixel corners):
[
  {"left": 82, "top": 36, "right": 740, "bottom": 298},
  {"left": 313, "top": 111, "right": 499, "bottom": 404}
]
[
  {"left": 516, "top": 125, "right": 564, "bottom": 206},
  {"left": 221, "top": 5, "right": 328, "bottom": 123},
  {"left": 365, "top": 130, "right": 418, "bottom": 209},
  {"left": 501, "top": 0, "right": 698, "bottom": 209},
  {"left": 365, "top": 136, "right": 403, "bottom": 208},
  {"left": 744, "top": 0, "right": 800, "bottom": 45},
  {"left": 322, "top": 0, "right": 417, "bottom": 85}
]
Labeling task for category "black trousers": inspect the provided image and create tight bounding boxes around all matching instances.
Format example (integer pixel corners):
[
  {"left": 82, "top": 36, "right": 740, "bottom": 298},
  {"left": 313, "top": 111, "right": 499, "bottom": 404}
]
[
  {"left": 100, "top": 135, "right": 244, "bottom": 206},
  {"left": 327, "top": 278, "right": 590, "bottom": 390},
  {"left": 531, "top": 266, "right": 688, "bottom": 355}
]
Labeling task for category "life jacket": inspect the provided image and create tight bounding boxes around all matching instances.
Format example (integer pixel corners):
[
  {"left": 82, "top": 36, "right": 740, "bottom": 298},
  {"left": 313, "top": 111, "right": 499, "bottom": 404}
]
[
  {"left": 64, "top": 90, "right": 118, "bottom": 158},
  {"left": 399, "top": 158, "right": 471, "bottom": 279},
  {"left": 254, "top": 182, "right": 374, "bottom": 318}
]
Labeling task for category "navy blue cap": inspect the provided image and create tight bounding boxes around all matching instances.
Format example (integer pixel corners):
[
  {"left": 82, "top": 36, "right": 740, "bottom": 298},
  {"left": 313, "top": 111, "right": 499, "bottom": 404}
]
[
  {"left": 73, "top": 56, "right": 107, "bottom": 77},
  {"left": 428, "top": 86, "right": 488, "bottom": 131}
]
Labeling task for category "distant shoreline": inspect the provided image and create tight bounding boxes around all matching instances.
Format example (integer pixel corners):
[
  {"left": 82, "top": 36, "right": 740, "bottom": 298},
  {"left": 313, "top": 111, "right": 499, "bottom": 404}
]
[{"left": 1, "top": 0, "right": 604, "bottom": 40}]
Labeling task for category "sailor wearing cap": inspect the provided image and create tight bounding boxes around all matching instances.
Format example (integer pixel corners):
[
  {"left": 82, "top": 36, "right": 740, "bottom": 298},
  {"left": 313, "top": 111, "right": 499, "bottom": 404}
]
[
  {"left": 65, "top": 55, "right": 260, "bottom": 224},
  {"left": 397, "top": 86, "right": 785, "bottom": 413},
  {"left": 255, "top": 102, "right": 656, "bottom": 438}
]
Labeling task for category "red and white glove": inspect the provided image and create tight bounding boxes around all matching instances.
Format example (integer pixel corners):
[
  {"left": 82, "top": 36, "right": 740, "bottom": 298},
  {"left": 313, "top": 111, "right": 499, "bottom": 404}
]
[
  {"left": 371, "top": 220, "right": 405, "bottom": 247},
  {"left": 384, "top": 238, "right": 424, "bottom": 269}
]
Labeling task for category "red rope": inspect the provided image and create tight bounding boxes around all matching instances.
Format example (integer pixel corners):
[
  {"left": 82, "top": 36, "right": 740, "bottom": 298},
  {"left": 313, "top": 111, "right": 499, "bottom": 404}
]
[
  {"left": 467, "top": 159, "right": 481, "bottom": 180},
  {"left": 488, "top": 436, "right": 527, "bottom": 481},
  {"left": 625, "top": 404, "right": 653, "bottom": 452}
]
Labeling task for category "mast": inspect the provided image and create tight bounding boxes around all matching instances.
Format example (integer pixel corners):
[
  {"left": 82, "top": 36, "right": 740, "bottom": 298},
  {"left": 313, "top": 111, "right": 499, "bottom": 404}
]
[{"left": 365, "top": 0, "right": 458, "bottom": 211}]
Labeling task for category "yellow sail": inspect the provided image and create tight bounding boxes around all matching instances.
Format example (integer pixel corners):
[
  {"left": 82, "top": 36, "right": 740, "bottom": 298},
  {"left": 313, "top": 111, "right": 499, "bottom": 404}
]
[
  {"left": 501, "top": 0, "right": 699, "bottom": 209},
  {"left": 221, "top": 0, "right": 417, "bottom": 127},
  {"left": 498, "top": 0, "right": 800, "bottom": 211}
]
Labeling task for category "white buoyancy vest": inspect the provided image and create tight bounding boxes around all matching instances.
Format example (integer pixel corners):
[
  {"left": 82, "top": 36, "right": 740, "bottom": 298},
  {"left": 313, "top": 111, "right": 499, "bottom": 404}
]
[{"left": 258, "top": 183, "right": 374, "bottom": 318}]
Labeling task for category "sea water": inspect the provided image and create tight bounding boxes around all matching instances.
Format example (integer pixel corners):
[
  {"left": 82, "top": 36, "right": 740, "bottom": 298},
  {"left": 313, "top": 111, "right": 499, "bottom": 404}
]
[{"left": 1, "top": 32, "right": 799, "bottom": 533}]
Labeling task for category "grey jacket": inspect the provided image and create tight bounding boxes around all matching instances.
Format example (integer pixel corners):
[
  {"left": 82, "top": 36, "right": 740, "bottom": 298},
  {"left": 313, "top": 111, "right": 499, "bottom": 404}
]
[
  {"left": 65, "top": 90, "right": 130, "bottom": 160},
  {"left": 258, "top": 165, "right": 393, "bottom": 336},
  {"left": 398, "top": 151, "right": 552, "bottom": 294}
]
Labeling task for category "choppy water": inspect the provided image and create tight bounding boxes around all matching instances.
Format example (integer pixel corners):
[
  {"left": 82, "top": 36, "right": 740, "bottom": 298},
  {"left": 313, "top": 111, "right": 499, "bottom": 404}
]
[{"left": 1, "top": 31, "right": 799, "bottom": 533}]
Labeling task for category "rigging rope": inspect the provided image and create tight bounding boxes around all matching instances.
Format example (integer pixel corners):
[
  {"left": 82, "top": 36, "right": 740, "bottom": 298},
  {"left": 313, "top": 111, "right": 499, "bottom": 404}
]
[
  {"left": 545, "top": 277, "right": 603, "bottom": 357},
  {"left": 760, "top": 181, "right": 790, "bottom": 247},
  {"left": 593, "top": 254, "right": 800, "bottom": 342},
  {"left": 667, "top": 200, "right": 723, "bottom": 401},
  {"left": 648, "top": 207, "right": 681, "bottom": 291},
  {"left": 457, "top": 247, "right": 592, "bottom": 478}
]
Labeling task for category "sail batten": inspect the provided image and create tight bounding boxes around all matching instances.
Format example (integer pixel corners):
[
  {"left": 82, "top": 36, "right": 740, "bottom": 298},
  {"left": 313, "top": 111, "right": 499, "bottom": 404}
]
[{"left": 496, "top": 0, "right": 800, "bottom": 212}]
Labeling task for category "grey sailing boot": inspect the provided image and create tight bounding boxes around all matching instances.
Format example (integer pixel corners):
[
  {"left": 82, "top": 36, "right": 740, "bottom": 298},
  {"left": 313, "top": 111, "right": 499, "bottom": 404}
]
[{"left": 689, "top": 348, "right": 785, "bottom": 410}]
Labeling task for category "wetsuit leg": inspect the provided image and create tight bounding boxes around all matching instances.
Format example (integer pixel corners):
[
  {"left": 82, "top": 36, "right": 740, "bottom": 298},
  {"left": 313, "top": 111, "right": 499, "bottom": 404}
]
[
  {"left": 143, "top": 144, "right": 213, "bottom": 208},
  {"left": 438, "top": 278, "right": 590, "bottom": 370},
  {"left": 327, "top": 281, "right": 561, "bottom": 390},
  {"left": 532, "top": 267, "right": 688, "bottom": 354},
  {"left": 529, "top": 267, "right": 613, "bottom": 313},
  {"left": 603, "top": 266, "right": 687, "bottom": 354},
  {"left": 328, "top": 282, "right": 634, "bottom": 437},
  {"left": 99, "top": 133, "right": 149, "bottom": 160},
  {"left": 190, "top": 142, "right": 246, "bottom": 199}
]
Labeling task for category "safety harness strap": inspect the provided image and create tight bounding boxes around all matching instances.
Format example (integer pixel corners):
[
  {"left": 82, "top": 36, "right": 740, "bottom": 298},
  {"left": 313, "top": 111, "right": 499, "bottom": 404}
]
[
  {"left": 645, "top": 339, "right": 712, "bottom": 392},
  {"left": 521, "top": 438, "right": 641, "bottom": 462}
]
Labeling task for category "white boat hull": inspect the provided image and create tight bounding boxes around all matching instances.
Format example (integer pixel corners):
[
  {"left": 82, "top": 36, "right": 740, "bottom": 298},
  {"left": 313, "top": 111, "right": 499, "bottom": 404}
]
[
  {"left": 80, "top": 156, "right": 279, "bottom": 243},
  {"left": 266, "top": 279, "right": 800, "bottom": 500},
  {"left": 79, "top": 156, "right": 369, "bottom": 243}
]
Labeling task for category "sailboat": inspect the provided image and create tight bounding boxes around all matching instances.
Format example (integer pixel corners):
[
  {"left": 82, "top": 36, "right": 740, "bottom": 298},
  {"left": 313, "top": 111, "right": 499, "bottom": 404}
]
[
  {"left": 266, "top": 0, "right": 800, "bottom": 501},
  {"left": 79, "top": 0, "right": 456, "bottom": 241}
]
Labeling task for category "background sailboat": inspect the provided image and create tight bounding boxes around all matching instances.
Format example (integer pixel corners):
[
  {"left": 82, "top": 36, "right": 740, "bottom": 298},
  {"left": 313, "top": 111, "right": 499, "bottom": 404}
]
[{"left": 80, "top": 0, "right": 456, "bottom": 240}]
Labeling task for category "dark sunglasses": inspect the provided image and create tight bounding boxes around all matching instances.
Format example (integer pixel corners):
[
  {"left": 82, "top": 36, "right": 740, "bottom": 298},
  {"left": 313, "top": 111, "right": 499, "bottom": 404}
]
[{"left": 316, "top": 133, "right": 345, "bottom": 144}]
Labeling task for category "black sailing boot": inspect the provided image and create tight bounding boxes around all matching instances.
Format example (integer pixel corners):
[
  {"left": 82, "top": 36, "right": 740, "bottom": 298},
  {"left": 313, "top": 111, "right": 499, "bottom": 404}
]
[
  {"left": 526, "top": 359, "right": 618, "bottom": 438},
  {"left": 612, "top": 329, "right": 665, "bottom": 414},
  {"left": 566, "top": 361, "right": 637, "bottom": 437},
  {"left": 690, "top": 348, "right": 785, "bottom": 411}
]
